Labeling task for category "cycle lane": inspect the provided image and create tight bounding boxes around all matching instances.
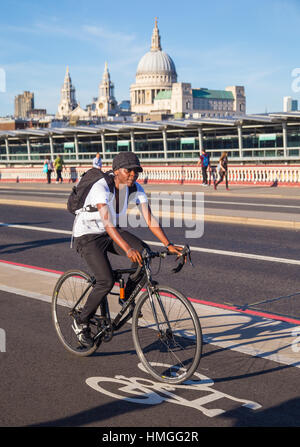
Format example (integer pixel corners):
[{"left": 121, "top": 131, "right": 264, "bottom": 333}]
[{"left": 0, "top": 260, "right": 300, "bottom": 427}]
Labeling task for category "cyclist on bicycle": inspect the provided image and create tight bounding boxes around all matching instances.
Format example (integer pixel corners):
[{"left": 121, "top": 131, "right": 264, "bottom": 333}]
[{"left": 72, "top": 152, "right": 183, "bottom": 347}]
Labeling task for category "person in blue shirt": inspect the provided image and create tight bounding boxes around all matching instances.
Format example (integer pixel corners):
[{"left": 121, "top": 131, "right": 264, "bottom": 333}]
[
  {"left": 197, "top": 149, "right": 211, "bottom": 186},
  {"left": 92, "top": 152, "right": 102, "bottom": 170}
]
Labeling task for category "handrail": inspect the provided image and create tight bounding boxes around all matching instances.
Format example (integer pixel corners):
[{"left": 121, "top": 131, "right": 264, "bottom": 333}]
[{"left": 0, "top": 164, "right": 300, "bottom": 185}]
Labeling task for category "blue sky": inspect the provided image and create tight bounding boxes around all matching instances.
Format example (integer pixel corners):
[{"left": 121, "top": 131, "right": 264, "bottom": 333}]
[{"left": 0, "top": 0, "right": 300, "bottom": 116}]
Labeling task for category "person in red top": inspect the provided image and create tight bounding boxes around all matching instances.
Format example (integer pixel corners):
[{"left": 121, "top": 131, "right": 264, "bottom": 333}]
[{"left": 197, "top": 149, "right": 211, "bottom": 186}]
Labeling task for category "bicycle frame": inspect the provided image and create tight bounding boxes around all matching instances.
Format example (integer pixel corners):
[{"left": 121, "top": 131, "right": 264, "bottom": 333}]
[
  {"left": 72, "top": 247, "right": 190, "bottom": 344},
  {"left": 84, "top": 254, "right": 161, "bottom": 343}
]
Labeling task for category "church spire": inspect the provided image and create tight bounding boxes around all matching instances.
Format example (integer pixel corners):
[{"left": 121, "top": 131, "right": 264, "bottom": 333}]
[
  {"left": 102, "top": 61, "right": 110, "bottom": 81},
  {"left": 151, "top": 17, "right": 161, "bottom": 51},
  {"left": 57, "top": 66, "right": 77, "bottom": 118},
  {"left": 64, "top": 65, "right": 70, "bottom": 81}
]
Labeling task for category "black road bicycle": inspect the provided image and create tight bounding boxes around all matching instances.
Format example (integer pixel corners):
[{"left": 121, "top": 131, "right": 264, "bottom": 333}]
[{"left": 52, "top": 245, "right": 203, "bottom": 384}]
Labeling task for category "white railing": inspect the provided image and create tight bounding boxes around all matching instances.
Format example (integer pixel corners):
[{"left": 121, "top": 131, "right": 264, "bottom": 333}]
[{"left": 0, "top": 165, "right": 300, "bottom": 185}]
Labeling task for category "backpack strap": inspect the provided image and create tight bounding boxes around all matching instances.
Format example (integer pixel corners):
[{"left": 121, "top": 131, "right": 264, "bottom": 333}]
[{"left": 80, "top": 171, "right": 115, "bottom": 213}]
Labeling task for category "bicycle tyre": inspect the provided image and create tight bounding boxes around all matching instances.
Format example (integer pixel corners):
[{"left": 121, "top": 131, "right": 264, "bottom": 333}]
[
  {"left": 52, "top": 269, "right": 99, "bottom": 357},
  {"left": 132, "top": 285, "right": 202, "bottom": 384}
]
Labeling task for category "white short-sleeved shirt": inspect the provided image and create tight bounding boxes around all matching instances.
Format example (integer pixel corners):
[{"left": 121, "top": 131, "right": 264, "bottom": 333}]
[{"left": 73, "top": 177, "right": 148, "bottom": 237}]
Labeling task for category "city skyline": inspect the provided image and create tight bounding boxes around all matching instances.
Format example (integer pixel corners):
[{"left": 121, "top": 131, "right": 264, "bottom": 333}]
[{"left": 1, "top": 0, "right": 300, "bottom": 117}]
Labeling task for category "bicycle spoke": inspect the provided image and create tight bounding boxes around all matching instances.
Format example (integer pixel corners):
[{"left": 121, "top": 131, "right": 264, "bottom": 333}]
[{"left": 132, "top": 286, "right": 202, "bottom": 384}]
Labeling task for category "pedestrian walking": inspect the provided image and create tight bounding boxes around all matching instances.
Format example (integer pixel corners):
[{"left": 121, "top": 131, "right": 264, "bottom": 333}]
[
  {"left": 214, "top": 151, "right": 229, "bottom": 190},
  {"left": 197, "top": 149, "right": 211, "bottom": 186},
  {"left": 43, "top": 158, "right": 54, "bottom": 184},
  {"left": 54, "top": 154, "right": 65, "bottom": 183},
  {"left": 43, "top": 158, "right": 49, "bottom": 183},
  {"left": 92, "top": 152, "right": 102, "bottom": 170},
  {"left": 47, "top": 159, "right": 54, "bottom": 184}
]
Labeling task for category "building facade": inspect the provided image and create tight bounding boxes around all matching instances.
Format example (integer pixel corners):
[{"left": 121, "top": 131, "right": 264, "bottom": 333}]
[
  {"left": 14, "top": 91, "right": 34, "bottom": 119},
  {"left": 153, "top": 85, "right": 246, "bottom": 118},
  {"left": 283, "top": 96, "right": 298, "bottom": 112}
]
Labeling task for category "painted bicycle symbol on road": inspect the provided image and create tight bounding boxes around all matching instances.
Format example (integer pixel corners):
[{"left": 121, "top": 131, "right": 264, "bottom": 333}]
[{"left": 86, "top": 362, "right": 261, "bottom": 418}]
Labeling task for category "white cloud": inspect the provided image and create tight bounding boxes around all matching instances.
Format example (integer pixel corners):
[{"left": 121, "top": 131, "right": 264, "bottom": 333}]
[{"left": 82, "top": 25, "right": 135, "bottom": 43}]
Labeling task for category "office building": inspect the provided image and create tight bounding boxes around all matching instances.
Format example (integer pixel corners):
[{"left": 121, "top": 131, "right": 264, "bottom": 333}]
[{"left": 14, "top": 91, "right": 34, "bottom": 118}]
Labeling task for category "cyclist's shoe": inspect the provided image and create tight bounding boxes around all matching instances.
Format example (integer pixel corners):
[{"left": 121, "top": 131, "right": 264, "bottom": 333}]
[{"left": 72, "top": 318, "right": 94, "bottom": 348}]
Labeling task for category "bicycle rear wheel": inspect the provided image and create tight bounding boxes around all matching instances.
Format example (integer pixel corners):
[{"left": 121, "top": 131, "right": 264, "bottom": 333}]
[
  {"left": 132, "top": 285, "right": 202, "bottom": 384},
  {"left": 52, "top": 269, "right": 99, "bottom": 356}
]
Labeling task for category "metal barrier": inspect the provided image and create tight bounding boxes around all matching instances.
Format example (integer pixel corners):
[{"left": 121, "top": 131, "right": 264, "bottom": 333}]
[{"left": 0, "top": 164, "right": 300, "bottom": 185}]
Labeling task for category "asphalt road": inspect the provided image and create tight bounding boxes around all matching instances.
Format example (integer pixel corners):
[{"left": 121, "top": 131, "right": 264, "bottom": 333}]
[
  {"left": 1, "top": 203, "right": 300, "bottom": 315},
  {"left": 0, "top": 187, "right": 300, "bottom": 430}
]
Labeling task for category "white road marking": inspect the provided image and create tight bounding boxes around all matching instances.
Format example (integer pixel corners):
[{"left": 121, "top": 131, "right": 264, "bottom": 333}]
[{"left": 0, "top": 284, "right": 52, "bottom": 303}]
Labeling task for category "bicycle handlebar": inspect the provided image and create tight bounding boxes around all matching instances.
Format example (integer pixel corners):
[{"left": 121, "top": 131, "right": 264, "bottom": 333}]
[{"left": 129, "top": 244, "right": 192, "bottom": 281}]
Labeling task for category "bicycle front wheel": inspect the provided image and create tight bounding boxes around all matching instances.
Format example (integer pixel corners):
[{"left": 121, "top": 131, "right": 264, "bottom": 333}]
[
  {"left": 132, "top": 285, "right": 202, "bottom": 384},
  {"left": 52, "top": 269, "right": 98, "bottom": 357}
]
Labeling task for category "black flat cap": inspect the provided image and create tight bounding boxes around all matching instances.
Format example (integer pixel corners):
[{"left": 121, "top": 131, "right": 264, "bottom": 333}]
[{"left": 112, "top": 152, "right": 143, "bottom": 172}]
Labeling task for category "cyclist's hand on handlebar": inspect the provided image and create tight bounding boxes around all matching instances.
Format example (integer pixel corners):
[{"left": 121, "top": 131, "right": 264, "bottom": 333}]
[
  {"left": 126, "top": 247, "right": 143, "bottom": 266},
  {"left": 169, "top": 244, "right": 193, "bottom": 273},
  {"left": 167, "top": 244, "right": 185, "bottom": 259}
]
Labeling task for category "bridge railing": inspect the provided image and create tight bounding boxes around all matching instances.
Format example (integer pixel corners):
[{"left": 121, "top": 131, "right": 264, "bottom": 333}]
[{"left": 0, "top": 164, "right": 300, "bottom": 185}]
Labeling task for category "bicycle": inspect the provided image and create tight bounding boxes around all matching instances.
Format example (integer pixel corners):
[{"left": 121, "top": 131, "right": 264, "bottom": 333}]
[{"left": 52, "top": 245, "right": 203, "bottom": 384}]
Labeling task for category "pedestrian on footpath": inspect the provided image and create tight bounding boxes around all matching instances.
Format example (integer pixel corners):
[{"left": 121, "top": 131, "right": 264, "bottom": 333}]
[
  {"left": 214, "top": 151, "right": 229, "bottom": 190},
  {"left": 43, "top": 158, "right": 54, "bottom": 184},
  {"left": 43, "top": 158, "right": 49, "bottom": 183},
  {"left": 48, "top": 159, "right": 54, "bottom": 183},
  {"left": 197, "top": 149, "right": 211, "bottom": 186},
  {"left": 54, "top": 154, "right": 65, "bottom": 183},
  {"left": 92, "top": 152, "right": 102, "bottom": 170}
]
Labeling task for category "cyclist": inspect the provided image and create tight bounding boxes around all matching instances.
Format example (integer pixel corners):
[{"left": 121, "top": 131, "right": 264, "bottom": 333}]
[{"left": 72, "top": 152, "right": 183, "bottom": 347}]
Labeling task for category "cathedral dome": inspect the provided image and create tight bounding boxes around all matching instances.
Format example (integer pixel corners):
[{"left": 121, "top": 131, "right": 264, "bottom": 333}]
[
  {"left": 137, "top": 50, "right": 177, "bottom": 77},
  {"left": 134, "top": 18, "right": 177, "bottom": 86},
  {"left": 130, "top": 19, "right": 177, "bottom": 113}
]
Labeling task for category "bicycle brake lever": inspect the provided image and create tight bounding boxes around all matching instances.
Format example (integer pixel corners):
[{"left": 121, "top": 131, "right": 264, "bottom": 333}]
[{"left": 171, "top": 245, "right": 193, "bottom": 273}]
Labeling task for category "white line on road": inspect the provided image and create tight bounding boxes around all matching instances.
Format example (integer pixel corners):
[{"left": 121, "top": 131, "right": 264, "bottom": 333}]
[
  {"left": 0, "top": 222, "right": 71, "bottom": 234},
  {"left": 1, "top": 222, "right": 300, "bottom": 266},
  {"left": 0, "top": 284, "right": 52, "bottom": 303}
]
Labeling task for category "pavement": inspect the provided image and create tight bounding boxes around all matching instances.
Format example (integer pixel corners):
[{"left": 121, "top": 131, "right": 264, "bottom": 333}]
[{"left": 1, "top": 181, "right": 300, "bottom": 229}]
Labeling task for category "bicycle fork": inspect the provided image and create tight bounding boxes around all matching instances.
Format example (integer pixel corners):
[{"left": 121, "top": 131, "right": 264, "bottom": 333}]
[{"left": 147, "top": 286, "right": 172, "bottom": 336}]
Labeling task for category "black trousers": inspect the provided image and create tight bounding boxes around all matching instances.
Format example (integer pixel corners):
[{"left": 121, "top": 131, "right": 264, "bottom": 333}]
[
  {"left": 215, "top": 170, "right": 228, "bottom": 188},
  {"left": 56, "top": 169, "right": 63, "bottom": 182},
  {"left": 74, "top": 230, "right": 149, "bottom": 323},
  {"left": 46, "top": 170, "right": 52, "bottom": 184},
  {"left": 202, "top": 166, "right": 208, "bottom": 184}
]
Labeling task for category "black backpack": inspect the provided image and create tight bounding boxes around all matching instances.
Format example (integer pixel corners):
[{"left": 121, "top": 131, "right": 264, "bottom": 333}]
[{"left": 67, "top": 168, "right": 137, "bottom": 214}]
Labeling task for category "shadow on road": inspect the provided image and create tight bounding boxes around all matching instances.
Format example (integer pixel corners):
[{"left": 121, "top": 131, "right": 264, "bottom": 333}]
[{"left": 0, "top": 237, "right": 70, "bottom": 254}]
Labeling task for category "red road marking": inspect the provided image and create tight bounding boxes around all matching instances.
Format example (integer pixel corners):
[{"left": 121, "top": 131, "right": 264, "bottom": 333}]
[{"left": 1, "top": 258, "right": 299, "bottom": 325}]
